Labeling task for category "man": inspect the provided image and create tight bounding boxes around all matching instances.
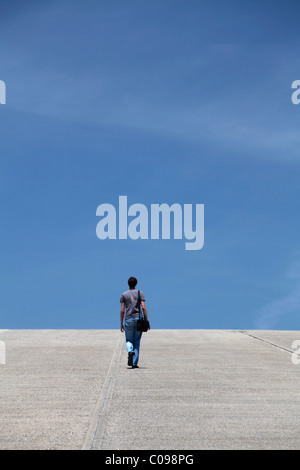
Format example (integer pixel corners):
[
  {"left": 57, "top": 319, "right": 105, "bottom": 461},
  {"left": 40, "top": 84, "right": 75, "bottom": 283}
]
[{"left": 120, "top": 277, "right": 150, "bottom": 368}]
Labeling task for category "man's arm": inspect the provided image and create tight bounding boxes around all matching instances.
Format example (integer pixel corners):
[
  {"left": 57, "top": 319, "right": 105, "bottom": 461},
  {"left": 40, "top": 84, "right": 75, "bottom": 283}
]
[
  {"left": 141, "top": 300, "right": 150, "bottom": 329},
  {"left": 120, "top": 302, "right": 125, "bottom": 332}
]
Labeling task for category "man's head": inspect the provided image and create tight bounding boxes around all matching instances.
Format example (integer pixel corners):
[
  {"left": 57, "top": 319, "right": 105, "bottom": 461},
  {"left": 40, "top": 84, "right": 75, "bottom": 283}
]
[{"left": 128, "top": 276, "right": 137, "bottom": 289}]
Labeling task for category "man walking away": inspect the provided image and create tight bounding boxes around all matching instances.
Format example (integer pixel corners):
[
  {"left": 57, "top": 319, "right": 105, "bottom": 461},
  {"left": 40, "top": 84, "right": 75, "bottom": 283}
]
[{"left": 120, "top": 277, "right": 150, "bottom": 368}]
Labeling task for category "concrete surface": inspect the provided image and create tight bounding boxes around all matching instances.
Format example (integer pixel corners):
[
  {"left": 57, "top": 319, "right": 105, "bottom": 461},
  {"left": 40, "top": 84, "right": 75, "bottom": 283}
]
[{"left": 0, "top": 329, "right": 300, "bottom": 450}]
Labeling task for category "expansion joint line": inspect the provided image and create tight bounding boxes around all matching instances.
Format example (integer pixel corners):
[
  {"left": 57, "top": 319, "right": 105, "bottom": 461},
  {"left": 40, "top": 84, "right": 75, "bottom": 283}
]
[
  {"left": 239, "top": 331, "right": 299, "bottom": 357},
  {"left": 81, "top": 334, "right": 122, "bottom": 450}
]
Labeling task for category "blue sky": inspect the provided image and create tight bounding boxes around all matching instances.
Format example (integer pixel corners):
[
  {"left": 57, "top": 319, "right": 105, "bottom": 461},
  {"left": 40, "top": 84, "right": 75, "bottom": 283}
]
[{"left": 1, "top": 0, "right": 300, "bottom": 329}]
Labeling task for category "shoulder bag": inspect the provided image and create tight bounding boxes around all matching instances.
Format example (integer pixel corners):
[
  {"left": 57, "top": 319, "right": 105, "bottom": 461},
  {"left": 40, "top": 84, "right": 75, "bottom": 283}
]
[{"left": 136, "top": 290, "right": 150, "bottom": 332}]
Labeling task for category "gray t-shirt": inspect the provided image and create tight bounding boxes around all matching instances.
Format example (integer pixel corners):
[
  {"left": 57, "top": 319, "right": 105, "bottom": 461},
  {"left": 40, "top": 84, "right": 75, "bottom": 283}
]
[{"left": 120, "top": 289, "right": 145, "bottom": 320}]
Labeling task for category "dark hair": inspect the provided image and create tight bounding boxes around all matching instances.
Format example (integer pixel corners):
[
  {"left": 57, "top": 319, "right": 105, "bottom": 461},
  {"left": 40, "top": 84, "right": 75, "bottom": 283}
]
[{"left": 128, "top": 276, "right": 137, "bottom": 288}]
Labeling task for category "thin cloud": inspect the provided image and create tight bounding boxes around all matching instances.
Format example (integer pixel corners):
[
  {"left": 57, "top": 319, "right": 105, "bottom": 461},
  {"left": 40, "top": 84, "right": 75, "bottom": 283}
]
[
  {"left": 2, "top": 3, "right": 300, "bottom": 161},
  {"left": 254, "top": 260, "right": 300, "bottom": 329}
]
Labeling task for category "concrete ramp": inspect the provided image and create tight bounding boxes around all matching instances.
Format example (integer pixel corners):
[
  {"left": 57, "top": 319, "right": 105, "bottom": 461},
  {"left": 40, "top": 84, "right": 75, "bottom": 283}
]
[{"left": 0, "top": 329, "right": 299, "bottom": 450}]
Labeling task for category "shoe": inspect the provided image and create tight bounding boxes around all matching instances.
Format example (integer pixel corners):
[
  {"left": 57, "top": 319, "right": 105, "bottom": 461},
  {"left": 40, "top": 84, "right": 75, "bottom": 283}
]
[
  {"left": 132, "top": 365, "right": 139, "bottom": 369},
  {"left": 128, "top": 351, "right": 134, "bottom": 366}
]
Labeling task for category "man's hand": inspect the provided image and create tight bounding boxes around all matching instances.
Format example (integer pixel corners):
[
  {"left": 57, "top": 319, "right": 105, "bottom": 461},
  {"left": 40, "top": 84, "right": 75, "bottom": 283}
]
[{"left": 120, "top": 324, "right": 124, "bottom": 333}]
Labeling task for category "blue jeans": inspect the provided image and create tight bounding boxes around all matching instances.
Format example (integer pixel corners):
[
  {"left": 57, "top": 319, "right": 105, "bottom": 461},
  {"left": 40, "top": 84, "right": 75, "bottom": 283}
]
[{"left": 124, "top": 317, "right": 142, "bottom": 366}]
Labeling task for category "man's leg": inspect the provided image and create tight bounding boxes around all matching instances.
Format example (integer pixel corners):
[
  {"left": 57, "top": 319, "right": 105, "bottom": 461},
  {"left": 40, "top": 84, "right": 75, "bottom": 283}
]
[
  {"left": 124, "top": 320, "right": 135, "bottom": 366},
  {"left": 132, "top": 329, "right": 142, "bottom": 367}
]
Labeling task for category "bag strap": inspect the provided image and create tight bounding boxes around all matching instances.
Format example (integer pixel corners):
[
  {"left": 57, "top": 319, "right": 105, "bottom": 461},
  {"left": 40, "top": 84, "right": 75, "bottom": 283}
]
[{"left": 137, "top": 290, "right": 142, "bottom": 319}]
